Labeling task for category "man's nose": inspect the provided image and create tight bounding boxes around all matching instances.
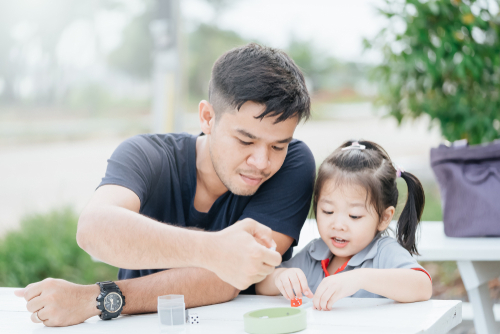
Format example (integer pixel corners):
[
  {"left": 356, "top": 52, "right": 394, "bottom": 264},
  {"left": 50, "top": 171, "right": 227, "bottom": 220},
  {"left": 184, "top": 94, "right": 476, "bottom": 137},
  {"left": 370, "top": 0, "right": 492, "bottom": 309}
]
[{"left": 247, "top": 146, "right": 270, "bottom": 170}]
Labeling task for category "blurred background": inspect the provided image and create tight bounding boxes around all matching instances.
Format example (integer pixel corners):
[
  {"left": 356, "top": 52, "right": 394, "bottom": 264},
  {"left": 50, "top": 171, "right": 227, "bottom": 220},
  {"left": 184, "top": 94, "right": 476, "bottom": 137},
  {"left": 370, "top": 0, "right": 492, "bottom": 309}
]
[{"left": 1, "top": 0, "right": 499, "bottom": 332}]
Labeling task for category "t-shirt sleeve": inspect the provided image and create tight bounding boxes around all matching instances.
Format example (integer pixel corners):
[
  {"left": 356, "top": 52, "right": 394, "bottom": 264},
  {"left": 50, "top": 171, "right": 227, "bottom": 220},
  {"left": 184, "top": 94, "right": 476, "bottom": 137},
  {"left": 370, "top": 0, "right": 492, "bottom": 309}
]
[
  {"left": 238, "top": 140, "right": 316, "bottom": 247},
  {"left": 98, "top": 135, "right": 163, "bottom": 208},
  {"left": 375, "top": 238, "right": 432, "bottom": 281},
  {"left": 278, "top": 240, "right": 315, "bottom": 274}
]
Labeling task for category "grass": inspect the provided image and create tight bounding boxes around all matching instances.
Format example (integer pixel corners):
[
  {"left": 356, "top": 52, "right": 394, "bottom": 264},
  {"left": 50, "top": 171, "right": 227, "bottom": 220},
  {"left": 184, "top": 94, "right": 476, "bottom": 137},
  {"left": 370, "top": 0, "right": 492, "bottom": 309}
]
[{"left": 0, "top": 207, "right": 118, "bottom": 287}]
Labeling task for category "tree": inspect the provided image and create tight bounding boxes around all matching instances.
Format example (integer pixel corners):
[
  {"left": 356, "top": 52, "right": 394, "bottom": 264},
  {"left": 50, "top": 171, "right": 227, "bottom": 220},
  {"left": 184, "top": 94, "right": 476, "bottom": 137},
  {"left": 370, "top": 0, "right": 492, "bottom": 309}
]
[{"left": 367, "top": 0, "right": 500, "bottom": 144}]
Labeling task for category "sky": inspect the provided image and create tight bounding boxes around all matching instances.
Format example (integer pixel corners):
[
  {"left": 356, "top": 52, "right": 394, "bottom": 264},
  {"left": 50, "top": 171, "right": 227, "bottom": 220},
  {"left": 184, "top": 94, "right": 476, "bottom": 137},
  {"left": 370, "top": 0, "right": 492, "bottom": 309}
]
[
  {"left": 183, "top": 0, "right": 387, "bottom": 63},
  {"left": 10, "top": 0, "right": 389, "bottom": 79}
]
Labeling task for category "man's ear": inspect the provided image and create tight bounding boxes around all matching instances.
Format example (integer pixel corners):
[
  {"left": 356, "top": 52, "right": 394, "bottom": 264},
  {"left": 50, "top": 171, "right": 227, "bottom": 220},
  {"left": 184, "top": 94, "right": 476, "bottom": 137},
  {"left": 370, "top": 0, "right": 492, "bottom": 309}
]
[
  {"left": 378, "top": 206, "right": 395, "bottom": 231},
  {"left": 199, "top": 100, "right": 215, "bottom": 135}
]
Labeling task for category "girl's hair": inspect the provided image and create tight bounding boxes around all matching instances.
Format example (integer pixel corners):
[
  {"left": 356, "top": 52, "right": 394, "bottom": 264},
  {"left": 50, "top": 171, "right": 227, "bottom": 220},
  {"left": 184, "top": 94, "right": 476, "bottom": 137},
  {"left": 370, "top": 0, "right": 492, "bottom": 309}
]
[{"left": 313, "top": 140, "right": 425, "bottom": 255}]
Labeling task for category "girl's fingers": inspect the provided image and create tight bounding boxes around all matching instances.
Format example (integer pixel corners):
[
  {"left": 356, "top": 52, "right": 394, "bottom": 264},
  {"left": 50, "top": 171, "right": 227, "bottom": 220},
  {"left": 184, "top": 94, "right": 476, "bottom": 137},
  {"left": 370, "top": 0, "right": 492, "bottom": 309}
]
[
  {"left": 320, "top": 286, "right": 335, "bottom": 310},
  {"left": 313, "top": 285, "right": 326, "bottom": 310},
  {"left": 280, "top": 277, "right": 294, "bottom": 300},
  {"left": 296, "top": 271, "right": 313, "bottom": 298},
  {"left": 289, "top": 275, "right": 302, "bottom": 299},
  {"left": 277, "top": 280, "right": 290, "bottom": 300},
  {"left": 326, "top": 293, "right": 339, "bottom": 310}
]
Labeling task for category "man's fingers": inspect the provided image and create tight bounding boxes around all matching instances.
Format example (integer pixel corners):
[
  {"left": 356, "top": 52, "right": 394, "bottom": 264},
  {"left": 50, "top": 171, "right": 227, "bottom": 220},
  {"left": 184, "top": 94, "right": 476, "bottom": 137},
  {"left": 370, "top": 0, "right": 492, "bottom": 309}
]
[
  {"left": 261, "top": 247, "right": 282, "bottom": 268},
  {"left": 257, "top": 263, "right": 275, "bottom": 278},
  {"left": 30, "top": 311, "right": 44, "bottom": 323},
  {"left": 244, "top": 220, "right": 274, "bottom": 248},
  {"left": 24, "top": 282, "right": 43, "bottom": 302},
  {"left": 14, "top": 289, "right": 25, "bottom": 297},
  {"left": 26, "top": 295, "right": 45, "bottom": 314}
]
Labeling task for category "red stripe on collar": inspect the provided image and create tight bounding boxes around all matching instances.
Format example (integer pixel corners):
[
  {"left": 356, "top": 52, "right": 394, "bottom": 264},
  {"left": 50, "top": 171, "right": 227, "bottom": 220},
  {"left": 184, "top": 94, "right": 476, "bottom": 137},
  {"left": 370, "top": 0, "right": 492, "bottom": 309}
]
[{"left": 321, "top": 258, "right": 349, "bottom": 277}]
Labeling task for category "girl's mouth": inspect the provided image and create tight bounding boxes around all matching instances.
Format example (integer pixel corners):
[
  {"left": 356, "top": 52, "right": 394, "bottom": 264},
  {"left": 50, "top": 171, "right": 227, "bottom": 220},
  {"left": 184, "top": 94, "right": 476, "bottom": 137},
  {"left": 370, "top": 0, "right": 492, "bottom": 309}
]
[{"left": 331, "top": 237, "right": 349, "bottom": 248}]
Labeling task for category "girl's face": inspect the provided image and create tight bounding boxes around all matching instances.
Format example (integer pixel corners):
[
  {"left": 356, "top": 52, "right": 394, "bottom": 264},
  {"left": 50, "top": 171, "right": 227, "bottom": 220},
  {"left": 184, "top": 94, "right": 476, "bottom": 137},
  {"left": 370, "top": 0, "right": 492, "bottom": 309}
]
[{"left": 316, "top": 178, "right": 394, "bottom": 259}]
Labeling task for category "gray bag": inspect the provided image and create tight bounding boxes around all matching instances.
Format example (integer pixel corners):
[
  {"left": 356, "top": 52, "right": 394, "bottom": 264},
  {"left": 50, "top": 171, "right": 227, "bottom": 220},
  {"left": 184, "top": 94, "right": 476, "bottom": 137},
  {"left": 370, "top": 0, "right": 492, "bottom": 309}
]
[{"left": 430, "top": 140, "right": 500, "bottom": 237}]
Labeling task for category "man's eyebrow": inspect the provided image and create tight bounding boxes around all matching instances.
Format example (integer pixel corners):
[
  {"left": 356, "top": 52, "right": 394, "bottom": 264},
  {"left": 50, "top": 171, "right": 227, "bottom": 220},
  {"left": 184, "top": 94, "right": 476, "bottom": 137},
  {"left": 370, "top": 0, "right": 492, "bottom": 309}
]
[
  {"left": 236, "top": 129, "right": 293, "bottom": 144},
  {"left": 236, "top": 129, "right": 257, "bottom": 139}
]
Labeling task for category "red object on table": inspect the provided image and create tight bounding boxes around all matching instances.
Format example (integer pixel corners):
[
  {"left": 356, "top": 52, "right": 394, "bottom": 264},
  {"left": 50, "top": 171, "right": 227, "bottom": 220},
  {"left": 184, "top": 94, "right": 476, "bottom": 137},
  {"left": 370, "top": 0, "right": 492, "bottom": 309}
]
[{"left": 291, "top": 298, "right": 302, "bottom": 307}]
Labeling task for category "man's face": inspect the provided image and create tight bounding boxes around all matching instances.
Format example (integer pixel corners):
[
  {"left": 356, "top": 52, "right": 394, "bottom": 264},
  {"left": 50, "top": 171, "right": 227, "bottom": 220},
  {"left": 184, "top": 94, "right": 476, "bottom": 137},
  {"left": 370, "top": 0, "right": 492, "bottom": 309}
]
[{"left": 209, "top": 101, "right": 298, "bottom": 196}]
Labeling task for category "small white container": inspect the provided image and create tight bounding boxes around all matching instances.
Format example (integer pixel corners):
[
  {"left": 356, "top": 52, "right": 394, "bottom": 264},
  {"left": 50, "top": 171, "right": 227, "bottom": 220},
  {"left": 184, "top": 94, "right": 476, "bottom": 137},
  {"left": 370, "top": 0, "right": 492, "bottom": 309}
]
[{"left": 158, "top": 295, "right": 185, "bottom": 332}]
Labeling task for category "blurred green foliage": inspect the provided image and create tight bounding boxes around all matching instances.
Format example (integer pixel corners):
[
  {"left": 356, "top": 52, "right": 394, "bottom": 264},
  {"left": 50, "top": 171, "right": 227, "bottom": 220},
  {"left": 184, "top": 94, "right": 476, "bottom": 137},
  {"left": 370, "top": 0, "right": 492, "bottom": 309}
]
[
  {"left": 0, "top": 208, "right": 118, "bottom": 287},
  {"left": 187, "top": 23, "right": 249, "bottom": 101},
  {"left": 108, "top": 8, "right": 154, "bottom": 80},
  {"left": 396, "top": 180, "right": 443, "bottom": 221},
  {"left": 368, "top": 0, "right": 500, "bottom": 144}
]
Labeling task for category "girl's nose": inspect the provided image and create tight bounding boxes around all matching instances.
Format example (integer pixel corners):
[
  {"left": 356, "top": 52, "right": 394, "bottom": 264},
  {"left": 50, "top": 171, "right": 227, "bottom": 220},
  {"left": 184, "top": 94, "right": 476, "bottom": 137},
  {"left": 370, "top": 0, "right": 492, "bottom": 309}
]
[{"left": 331, "top": 217, "right": 347, "bottom": 231}]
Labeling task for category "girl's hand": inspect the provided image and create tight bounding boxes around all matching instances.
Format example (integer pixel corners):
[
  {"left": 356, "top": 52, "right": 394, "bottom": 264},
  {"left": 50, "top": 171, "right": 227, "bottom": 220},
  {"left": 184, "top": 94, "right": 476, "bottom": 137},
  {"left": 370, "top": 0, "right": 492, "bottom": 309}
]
[
  {"left": 313, "top": 271, "right": 364, "bottom": 311},
  {"left": 274, "top": 268, "right": 314, "bottom": 300}
]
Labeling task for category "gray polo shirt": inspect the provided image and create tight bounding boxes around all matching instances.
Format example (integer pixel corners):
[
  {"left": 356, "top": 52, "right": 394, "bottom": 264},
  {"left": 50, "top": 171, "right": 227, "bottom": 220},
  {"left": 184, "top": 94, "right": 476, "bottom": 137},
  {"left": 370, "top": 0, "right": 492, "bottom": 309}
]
[{"left": 279, "top": 234, "right": 431, "bottom": 298}]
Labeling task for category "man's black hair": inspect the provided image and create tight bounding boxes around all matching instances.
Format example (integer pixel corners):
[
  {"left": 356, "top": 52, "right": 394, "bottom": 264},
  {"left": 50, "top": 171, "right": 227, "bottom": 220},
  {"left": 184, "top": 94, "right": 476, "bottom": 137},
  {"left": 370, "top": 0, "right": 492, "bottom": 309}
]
[{"left": 208, "top": 43, "right": 310, "bottom": 123}]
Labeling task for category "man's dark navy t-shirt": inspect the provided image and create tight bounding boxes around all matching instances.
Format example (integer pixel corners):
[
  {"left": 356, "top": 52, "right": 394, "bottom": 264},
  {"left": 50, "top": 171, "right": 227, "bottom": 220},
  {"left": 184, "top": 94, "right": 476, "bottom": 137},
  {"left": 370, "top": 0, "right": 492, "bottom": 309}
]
[{"left": 98, "top": 132, "right": 315, "bottom": 281}]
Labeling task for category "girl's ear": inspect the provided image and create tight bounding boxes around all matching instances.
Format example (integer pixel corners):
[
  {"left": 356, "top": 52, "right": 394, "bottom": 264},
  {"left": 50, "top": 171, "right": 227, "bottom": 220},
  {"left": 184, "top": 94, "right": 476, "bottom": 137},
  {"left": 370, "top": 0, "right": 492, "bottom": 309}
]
[{"left": 378, "top": 206, "right": 395, "bottom": 231}]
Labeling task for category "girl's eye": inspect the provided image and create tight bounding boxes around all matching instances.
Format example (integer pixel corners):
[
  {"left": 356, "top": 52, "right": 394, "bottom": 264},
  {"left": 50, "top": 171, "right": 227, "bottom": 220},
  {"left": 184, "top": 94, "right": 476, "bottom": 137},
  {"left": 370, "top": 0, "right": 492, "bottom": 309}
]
[
  {"left": 239, "top": 140, "right": 252, "bottom": 146},
  {"left": 350, "top": 215, "right": 362, "bottom": 220},
  {"left": 322, "top": 210, "right": 333, "bottom": 215}
]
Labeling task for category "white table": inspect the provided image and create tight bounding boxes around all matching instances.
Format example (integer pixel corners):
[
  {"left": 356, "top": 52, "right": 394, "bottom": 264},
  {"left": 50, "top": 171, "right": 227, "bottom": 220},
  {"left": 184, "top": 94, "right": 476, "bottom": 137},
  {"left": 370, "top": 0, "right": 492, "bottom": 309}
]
[
  {"left": 0, "top": 288, "right": 460, "bottom": 333},
  {"left": 297, "top": 220, "right": 500, "bottom": 334}
]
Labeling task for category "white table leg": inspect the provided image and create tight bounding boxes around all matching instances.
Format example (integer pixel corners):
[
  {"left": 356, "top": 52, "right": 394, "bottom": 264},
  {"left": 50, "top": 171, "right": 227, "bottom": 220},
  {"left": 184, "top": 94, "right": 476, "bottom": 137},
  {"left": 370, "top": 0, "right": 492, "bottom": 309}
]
[{"left": 457, "top": 261, "right": 500, "bottom": 334}]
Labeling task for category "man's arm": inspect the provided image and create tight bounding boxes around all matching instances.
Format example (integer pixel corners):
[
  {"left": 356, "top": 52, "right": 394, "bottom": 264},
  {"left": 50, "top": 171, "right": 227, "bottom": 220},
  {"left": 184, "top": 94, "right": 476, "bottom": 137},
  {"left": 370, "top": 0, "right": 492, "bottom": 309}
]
[
  {"left": 120, "top": 230, "right": 292, "bottom": 314},
  {"left": 15, "top": 230, "right": 292, "bottom": 326},
  {"left": 77, "top": 185, "right": 281, "bottom": 290}
]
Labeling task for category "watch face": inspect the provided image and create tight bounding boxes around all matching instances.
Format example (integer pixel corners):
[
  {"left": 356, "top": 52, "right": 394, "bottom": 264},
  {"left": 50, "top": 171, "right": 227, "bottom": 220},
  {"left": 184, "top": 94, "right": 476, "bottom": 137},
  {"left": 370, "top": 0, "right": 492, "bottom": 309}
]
[{"left": 104, "top": 292, "right": 122, "bottom": 313}]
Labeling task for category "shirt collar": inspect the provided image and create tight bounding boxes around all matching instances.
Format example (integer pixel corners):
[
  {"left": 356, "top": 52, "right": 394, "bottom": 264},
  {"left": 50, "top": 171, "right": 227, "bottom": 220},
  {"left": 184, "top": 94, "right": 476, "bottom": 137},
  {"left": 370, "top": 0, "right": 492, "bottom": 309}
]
[
  {"left": 308, "top": 232, "right": 383, "bottom": 266},
  {"left": 348, "top": 232, "right": 383, "bottom": 267}
]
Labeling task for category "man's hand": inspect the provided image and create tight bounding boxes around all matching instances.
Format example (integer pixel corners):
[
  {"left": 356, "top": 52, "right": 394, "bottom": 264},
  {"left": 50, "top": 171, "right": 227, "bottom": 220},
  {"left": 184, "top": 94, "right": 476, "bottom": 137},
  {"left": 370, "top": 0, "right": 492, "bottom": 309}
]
[
  {"left": 206, "top": 218, "right": 282, "bottom": 290},
  {"left": 14, "top": 278, "right": 100, "bottom": 327}
]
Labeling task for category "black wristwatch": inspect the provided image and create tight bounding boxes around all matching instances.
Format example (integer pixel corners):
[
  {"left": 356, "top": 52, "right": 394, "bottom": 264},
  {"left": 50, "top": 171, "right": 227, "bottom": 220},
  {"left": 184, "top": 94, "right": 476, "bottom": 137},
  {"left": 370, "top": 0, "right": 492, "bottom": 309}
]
[{"left": 96, "top": 281, "right": 125, "bottom": 320}]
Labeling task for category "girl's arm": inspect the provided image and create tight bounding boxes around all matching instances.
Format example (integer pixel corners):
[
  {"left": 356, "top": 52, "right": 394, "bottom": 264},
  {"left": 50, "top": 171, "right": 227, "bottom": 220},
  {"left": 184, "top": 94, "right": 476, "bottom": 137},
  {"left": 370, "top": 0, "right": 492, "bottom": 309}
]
[
  {"left": 255, "top": 268, "right": 287, "bottom": 296},
  {"left": 359, "top": 268, "right": 432, "bottom": 302},
  {"left": 313, "top": 268, "right": 432, "bottom": 311}
]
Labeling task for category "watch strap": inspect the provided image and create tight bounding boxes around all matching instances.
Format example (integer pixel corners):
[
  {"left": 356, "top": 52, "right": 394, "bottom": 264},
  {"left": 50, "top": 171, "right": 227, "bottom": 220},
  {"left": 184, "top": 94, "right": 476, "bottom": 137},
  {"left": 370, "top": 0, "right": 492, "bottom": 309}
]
[{"left": 96, "top": 281, "right": 125, "bottom": 320}]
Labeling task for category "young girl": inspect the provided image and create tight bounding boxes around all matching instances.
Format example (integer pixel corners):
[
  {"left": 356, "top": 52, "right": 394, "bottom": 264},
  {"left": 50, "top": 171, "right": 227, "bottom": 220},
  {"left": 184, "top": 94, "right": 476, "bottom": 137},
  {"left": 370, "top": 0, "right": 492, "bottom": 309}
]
[{"left": 256, "top": 140, "right": 432, "bottom": 311}]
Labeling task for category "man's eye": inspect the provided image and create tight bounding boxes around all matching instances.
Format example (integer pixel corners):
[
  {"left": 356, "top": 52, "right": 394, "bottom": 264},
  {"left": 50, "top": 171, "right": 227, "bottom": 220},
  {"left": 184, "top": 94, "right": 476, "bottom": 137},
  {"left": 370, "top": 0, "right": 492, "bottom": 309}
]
[
  {"left": 239, "top": 140, "right": 252, "bottom": 146},
  {"left": 272, "top": 146, "right": 285, "bottom": 151},
  {"left": 350, "top": 215, "right": 362, "bottom": 220},
  {"left": 322, "top": 210, "right": 333, "bottom": 215}
]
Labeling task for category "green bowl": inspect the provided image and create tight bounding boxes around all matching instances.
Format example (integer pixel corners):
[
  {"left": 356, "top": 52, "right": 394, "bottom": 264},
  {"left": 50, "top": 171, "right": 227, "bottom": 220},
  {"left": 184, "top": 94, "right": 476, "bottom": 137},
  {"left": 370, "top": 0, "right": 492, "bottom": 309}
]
[{"left": 243, "top": 307, "right": 307, "bottom": 334}]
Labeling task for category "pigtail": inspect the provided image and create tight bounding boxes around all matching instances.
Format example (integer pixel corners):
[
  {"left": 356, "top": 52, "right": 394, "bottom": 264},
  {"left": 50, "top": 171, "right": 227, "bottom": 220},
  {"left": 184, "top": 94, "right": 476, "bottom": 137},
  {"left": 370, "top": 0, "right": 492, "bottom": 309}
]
[{"left": 397, "top": 171, "right": 425, "bottom": 256}]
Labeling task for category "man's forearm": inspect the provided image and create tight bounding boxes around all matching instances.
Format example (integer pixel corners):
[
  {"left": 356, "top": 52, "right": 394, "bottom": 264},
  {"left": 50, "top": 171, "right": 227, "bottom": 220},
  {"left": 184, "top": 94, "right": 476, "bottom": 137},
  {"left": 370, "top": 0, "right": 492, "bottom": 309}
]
[
  {"left": 77, "top": 205, "right": 209, "bottom": 270},
  {"left": 116, "top": 267, "right": 240, "bottom": 314}
]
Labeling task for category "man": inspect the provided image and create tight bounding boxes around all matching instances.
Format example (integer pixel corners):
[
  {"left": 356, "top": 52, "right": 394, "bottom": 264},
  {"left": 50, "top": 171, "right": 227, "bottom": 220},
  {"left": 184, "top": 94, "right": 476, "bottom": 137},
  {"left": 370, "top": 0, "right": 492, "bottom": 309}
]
[{"left": 15, "top": 43, "right": 315, "bottom": 327}]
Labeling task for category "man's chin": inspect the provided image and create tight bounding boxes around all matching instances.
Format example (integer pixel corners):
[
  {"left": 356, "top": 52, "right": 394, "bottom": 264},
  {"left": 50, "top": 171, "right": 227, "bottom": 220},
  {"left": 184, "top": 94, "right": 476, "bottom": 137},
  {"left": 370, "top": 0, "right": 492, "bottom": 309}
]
[{"left": 228, "top": 183, "right": 260, "bottom": 197}]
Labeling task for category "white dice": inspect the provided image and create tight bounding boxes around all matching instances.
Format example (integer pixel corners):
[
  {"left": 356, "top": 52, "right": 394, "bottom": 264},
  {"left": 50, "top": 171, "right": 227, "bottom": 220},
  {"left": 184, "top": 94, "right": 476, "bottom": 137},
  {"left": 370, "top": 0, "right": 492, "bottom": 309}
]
[{"left": 188, "top": 312, "right": 199, "bottom": 324}]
